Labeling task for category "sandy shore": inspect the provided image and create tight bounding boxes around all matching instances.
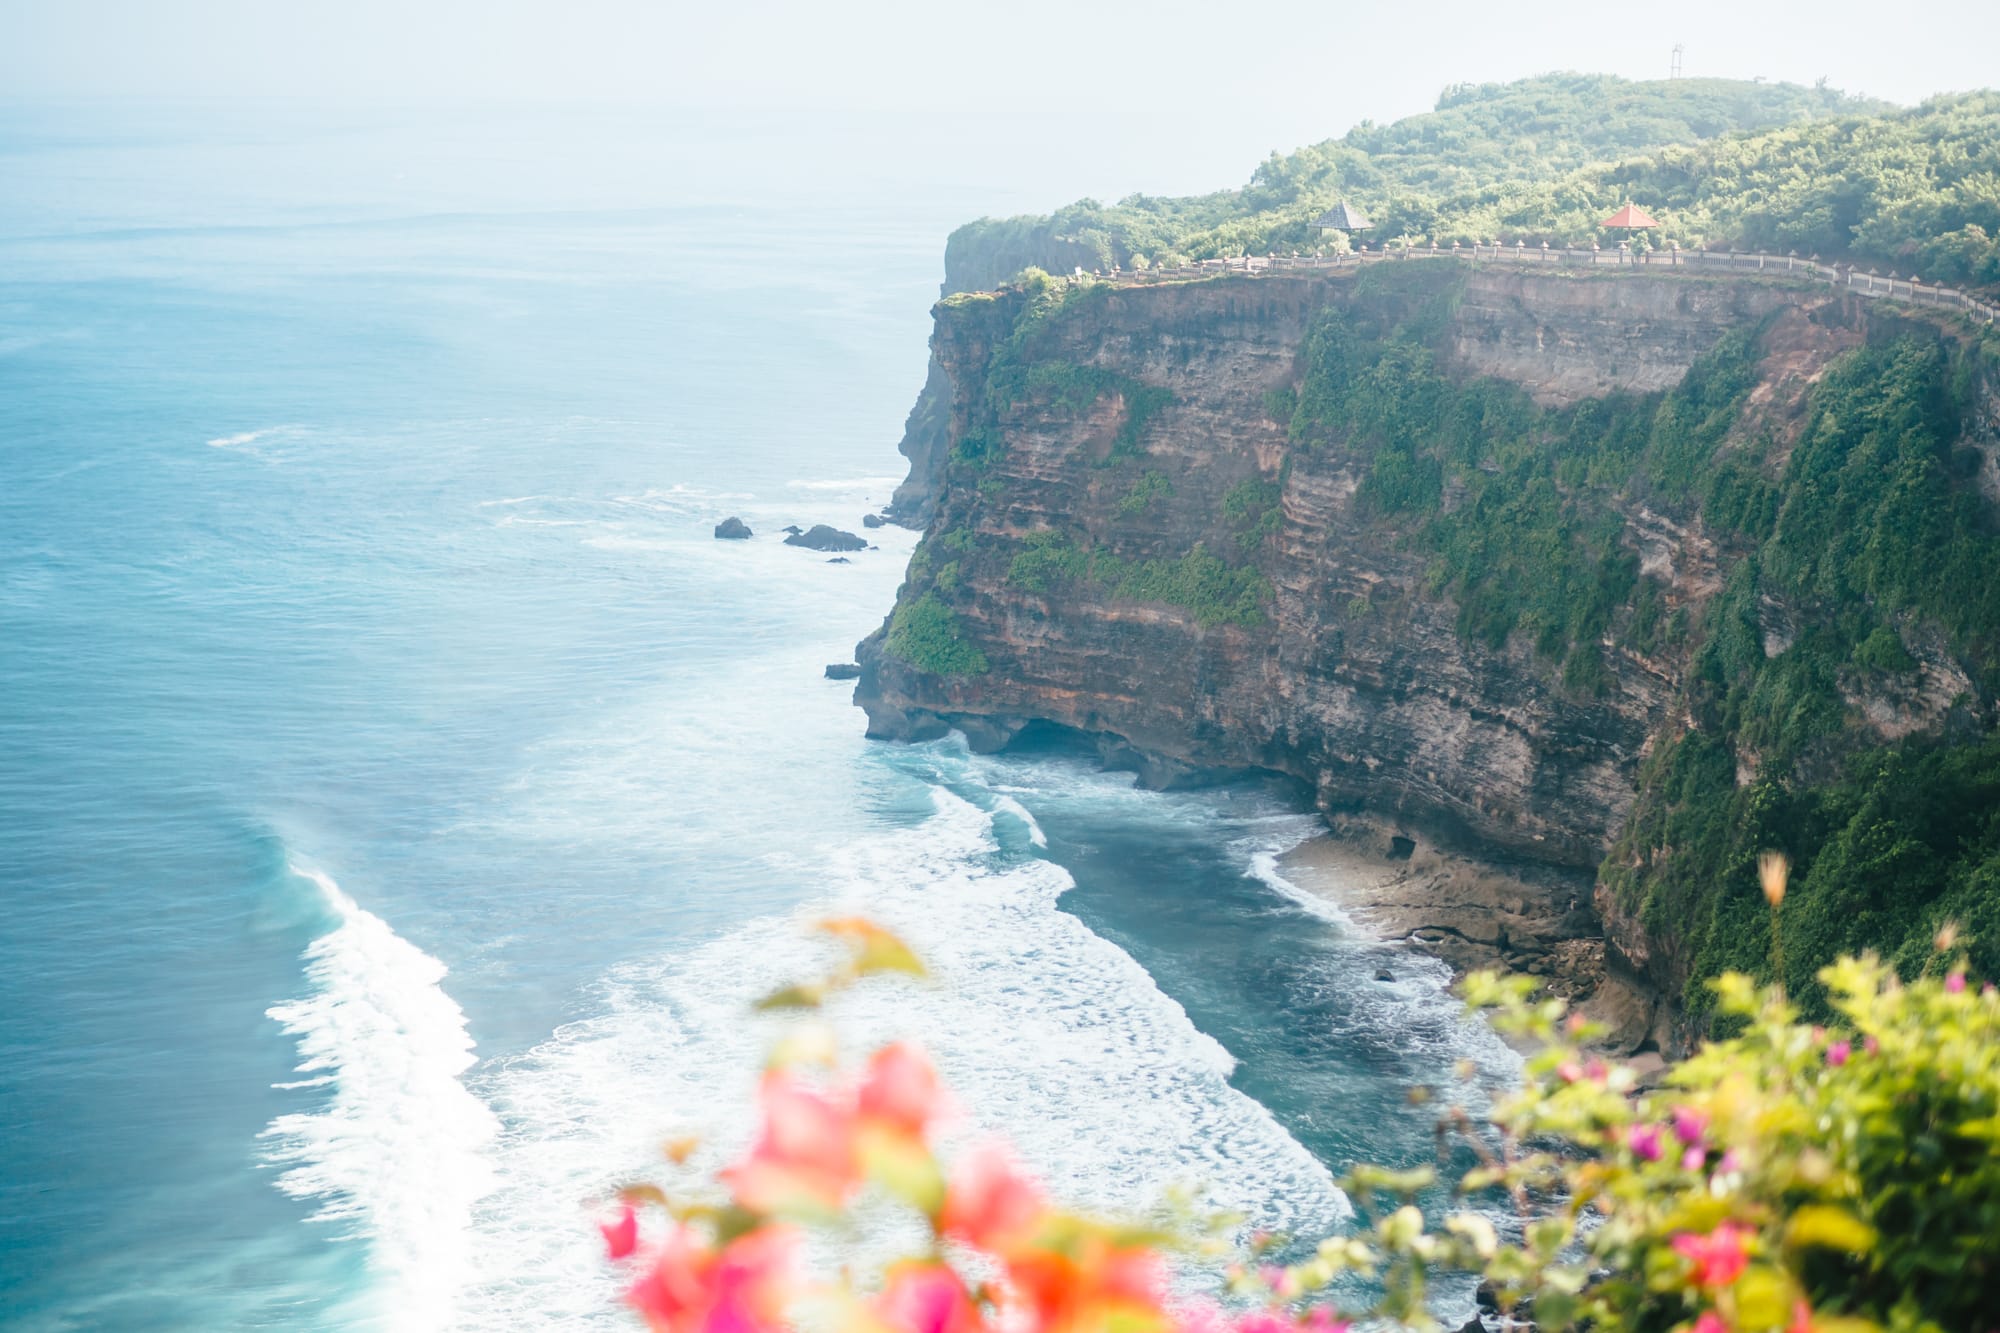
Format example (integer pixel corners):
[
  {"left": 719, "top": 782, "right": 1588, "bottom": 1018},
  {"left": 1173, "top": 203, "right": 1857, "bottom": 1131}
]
[{"left": 1275, "top": 819, "right": 1668, "bottom": 1057}]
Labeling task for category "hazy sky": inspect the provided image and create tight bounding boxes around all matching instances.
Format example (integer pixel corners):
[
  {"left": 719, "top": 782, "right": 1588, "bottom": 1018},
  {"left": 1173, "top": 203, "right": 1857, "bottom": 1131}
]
[{"left": 7, "top": 0, "right": 1997, "bottom": 123}]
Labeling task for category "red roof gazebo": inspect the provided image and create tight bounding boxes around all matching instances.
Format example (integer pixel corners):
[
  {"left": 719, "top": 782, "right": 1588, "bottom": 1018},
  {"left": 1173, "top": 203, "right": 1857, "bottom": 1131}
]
[{"left": 1601, "top": 202, "right": 1661, "bottom": 230}]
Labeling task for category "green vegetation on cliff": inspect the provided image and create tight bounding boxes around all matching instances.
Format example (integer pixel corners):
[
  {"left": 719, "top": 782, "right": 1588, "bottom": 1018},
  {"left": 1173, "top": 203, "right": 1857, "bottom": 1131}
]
[
  {"left": 1280, "top": 266, "right": 2000, "bottom": 1019},
  {"left": 1288, "top": 267, "right": 1758, "bottom": 689},
  {"left": 1009, "top": 531, "right": 1269, "bottom": 628},
  {"left": 885, "top": 591, "right": 989, "bottom": 676},
  {"left": 949, "top": 75, "right": 2000, "bottom": 291},
  {"left": 1602, "top": 336, "right": 2000, "bottom": 1018}
]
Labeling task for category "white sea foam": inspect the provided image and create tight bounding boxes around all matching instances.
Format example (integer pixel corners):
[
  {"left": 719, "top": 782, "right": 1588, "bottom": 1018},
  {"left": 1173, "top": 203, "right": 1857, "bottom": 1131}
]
[
  {"left": 207, "top": 425, "right": 298, "bottom": 450},
  {"left": 452, "top": 789, "right": 1348, "bottom": 1330},
  {"left": 987, "top": 792, "right": 1049, "bottom": 847},
  {"left": 1245, "top": 849, "right": 1354, "bottom": 929},
  {"left": 784, "top": 475, "right": 903, "bottom": 492},
  {"left": 262, "top": 866, "right": 501, "bottom": 1332}
]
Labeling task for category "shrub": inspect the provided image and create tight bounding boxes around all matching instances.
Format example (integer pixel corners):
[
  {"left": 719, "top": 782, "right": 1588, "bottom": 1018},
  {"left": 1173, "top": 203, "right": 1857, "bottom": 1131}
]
[
  {"left": 1117, "top": 470, "right": 1175, "bottom": 518},
  {"left": 1008, "top": 533, "right": 1271, "bottom": 627},
  {"left": 885, "top": 593, "right": 989, "bottom": 676}
]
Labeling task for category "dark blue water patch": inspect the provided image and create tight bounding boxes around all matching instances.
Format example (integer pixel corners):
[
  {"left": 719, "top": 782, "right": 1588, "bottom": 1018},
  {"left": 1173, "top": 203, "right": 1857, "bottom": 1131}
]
[
  {"left": 0, "top": 819, "right": 350, "bottom": 1327},
  {"left": 951, "top": 751, "right": 1511, "bottom": 1179}
]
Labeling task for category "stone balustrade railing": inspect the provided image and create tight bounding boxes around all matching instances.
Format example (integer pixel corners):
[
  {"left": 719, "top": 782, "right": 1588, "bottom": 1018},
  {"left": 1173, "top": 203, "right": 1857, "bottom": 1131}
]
[{"left": 1075, "top": 241, "right": 2000, "bottom": 326}]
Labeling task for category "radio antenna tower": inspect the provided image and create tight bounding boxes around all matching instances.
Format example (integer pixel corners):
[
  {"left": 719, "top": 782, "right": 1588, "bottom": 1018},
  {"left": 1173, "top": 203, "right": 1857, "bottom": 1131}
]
[{"left": 1671, "top": 44, "right": 1685, "bottom": 79}]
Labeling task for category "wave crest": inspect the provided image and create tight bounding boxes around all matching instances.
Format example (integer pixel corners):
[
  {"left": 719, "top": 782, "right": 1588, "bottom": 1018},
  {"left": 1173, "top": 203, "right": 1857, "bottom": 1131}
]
[{"left": 262, "top": 865, "right": 500, "bottom": 1331}]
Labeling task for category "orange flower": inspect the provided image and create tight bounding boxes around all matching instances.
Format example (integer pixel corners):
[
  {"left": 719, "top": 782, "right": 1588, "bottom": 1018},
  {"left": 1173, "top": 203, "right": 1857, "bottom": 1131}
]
[
  {"left": 1002, "top": 1233, "right": 1168, "bottom": 1333},
  {"left": 873, "top": 1261, "right": 985, "bottom": 1333},
  {"left": 627, "top": 1224, "right": 797, "bottom": 1333},
  {"left": 1671, "top": 1222, "right": 1752, "bottom": 1289},
  {"left": 723, "top": 1072, "right": 861, "bottom": 1214},
  {"left": 939, "top": 1144, "right": 1045, "bottom": 1253}
]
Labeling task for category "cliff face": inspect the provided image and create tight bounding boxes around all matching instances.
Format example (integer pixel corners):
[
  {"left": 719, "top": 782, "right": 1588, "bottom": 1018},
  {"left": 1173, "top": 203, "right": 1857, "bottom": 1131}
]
[
  {"left": 866, "top": 268, "right": 1805, "bottom": 858},
  {"left": 858, "top": 262, "right": 2000, "bottom": 1040}
]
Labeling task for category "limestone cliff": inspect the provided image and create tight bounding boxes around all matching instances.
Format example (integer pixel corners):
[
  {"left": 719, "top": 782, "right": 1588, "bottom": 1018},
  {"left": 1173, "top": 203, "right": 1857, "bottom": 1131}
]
[{"left": 858, "top": 261, "right": 2000, "bottom": 1045}]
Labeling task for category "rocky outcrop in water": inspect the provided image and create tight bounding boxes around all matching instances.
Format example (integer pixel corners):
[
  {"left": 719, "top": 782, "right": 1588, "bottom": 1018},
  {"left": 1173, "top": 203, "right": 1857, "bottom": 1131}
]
[
  {"left": 714, "top": 516, "right": 753, "bottom": 539},
  {"left": 785, "top": 524, "right": 867, "bottom": 552}
]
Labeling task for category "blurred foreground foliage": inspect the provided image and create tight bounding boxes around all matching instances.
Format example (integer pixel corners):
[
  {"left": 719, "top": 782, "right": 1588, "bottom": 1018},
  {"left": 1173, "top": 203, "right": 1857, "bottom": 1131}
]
[{"left": 599, "top": 913, "right": 1999, "bottom": 1333}]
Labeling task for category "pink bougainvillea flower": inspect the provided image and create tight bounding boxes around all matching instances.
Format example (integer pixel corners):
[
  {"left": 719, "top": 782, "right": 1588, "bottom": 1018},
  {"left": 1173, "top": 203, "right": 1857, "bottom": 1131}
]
[
  {"left": 1682, "top": 1146, "right": 1706, "bottom": 1171},
  {"left": 1626, "top": 1123, "right": 1665, "bottom": 1162},
  {"left": 1671, "top": 1222, "right": 1752, "bottom": 1289},
  {"left": 940, "top": 1143, "right": 1045, "bottom": 1253},
  {"left": 1825, "top": 1039, "right": 1851, "bottom": 1067},
  {"left": 601, "top": 1203, "right": 640, "bottom": 1261},
  {"left": 1946, "top": 970, "right": 1967, "bottom": 994},
  {"left": 859, "top": 1042, "right": 945, "bottom": 1139},
  {"left": 723, "top": 1072, "right": 860, "bottom": 1214},
  {"left": 1789, "top": 1300, "right": 1815, "bottom": 1333},
  {"left": 628, "top": 1225, "right": 797, "bottom": 1333},
  {"left": 1863, "top": 1035, "right": 1880, "bottom": 1056},
  {"left": 1692, "top": 1314, "right": 1730, "bottom": 1333},
  {"left": 1671, "top": 1106, "right": 1709, "bottom": 1146},
  {"left": 873, "top": 1261, "right": 983, "bottom": 1333}
]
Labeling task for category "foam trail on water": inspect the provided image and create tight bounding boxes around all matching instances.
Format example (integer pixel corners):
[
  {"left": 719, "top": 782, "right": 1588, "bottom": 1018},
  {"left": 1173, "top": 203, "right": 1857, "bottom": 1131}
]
[
  {"left": 206, "top": 424, "right": 298, "bottom": 450},
  {"left": 454, "top": 790, "right": 1347, "bottom": 1330},
  {"left": 262, "top": 866, "right": 500, "bottom": 1332},
  {"left": 1245, "top": 850, "right": 1353, "bottom": 928}
]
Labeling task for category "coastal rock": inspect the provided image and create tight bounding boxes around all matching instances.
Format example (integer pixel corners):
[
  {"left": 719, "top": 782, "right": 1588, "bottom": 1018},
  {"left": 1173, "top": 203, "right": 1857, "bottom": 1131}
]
[
  {"left": 857, "top": 266, "right": 1993, "bottom": 1038},
  {"left": 782, "top": 524, "right": 804, "bottom": 536},
  {"left": 862, "top": 513, "right": 886, "bottom": 528},
  {"left": 713, "top": 516, "right": 753, "bottom": 540},
  {"left": 827, "top": 556, "right": 851, "bottom": 564},
  {"left": 825, "top": 663, "right": 862, "bottom": 680},
  {"left": 785, "top": 524, "right": 867, "bottom": 552}
]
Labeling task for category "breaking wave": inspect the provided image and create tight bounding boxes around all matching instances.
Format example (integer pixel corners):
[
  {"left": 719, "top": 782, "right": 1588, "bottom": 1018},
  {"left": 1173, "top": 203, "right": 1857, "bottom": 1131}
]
[{"left": 262, "top": 865, "right": 501, "bottom": 1331}]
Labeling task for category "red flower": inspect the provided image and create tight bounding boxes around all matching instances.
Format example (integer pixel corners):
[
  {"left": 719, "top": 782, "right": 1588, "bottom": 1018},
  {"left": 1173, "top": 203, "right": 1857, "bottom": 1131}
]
[
  {"left": 873, "top": 1261, "right": 983, "bottom": 1333},
  {"left": 601, "top": 1203, "right": 640, "bottom": 1261},
  {"left": 723, "top": 1072, "right": 860, "bottom": 1214},
  {"left": 940, "top": 1144, "right": 1045, "bottom": 1253},
  {"left": 1671, "top": 1222, "right": 1752, "bottom": 1289},
  {"left": 859, "top": 1042, "right": 945, "bottom": 1139}
]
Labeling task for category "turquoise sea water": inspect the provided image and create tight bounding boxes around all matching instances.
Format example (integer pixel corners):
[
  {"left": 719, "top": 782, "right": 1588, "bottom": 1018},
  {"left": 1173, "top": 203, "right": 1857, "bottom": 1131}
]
[{"left": 0, "top": 104, "right": 1511, "bottom": 1330}]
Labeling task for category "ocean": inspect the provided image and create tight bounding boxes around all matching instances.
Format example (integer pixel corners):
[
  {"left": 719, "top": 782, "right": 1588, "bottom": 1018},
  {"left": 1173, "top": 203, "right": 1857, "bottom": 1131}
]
[{"left": 0, "top": 102, "right": 1513, "bottom": 1330}]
